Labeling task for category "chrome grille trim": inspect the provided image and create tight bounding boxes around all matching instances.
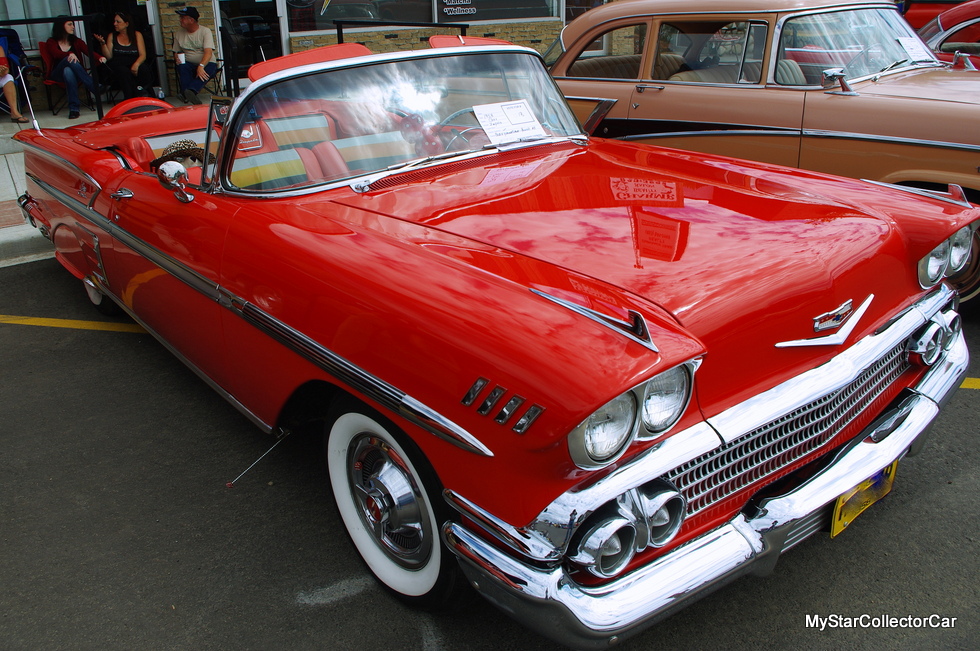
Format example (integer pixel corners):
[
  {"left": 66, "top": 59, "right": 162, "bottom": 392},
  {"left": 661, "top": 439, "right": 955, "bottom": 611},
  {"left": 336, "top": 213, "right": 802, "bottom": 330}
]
[{"left": 666, "top": 341, "right": 909, "bottom": 516}]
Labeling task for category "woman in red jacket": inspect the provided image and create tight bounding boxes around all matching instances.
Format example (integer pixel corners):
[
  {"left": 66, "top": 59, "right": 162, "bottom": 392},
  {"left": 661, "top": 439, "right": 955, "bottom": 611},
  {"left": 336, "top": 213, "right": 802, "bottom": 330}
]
[{"left": 44, "top": 17, "right": 105, "bottom": 119}]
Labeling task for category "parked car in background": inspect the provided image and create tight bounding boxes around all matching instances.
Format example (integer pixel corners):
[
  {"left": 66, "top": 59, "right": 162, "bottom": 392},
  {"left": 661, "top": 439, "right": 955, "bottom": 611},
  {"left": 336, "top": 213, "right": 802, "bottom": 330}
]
[
  {"left": 16, "top": 40, "right": 976, "bottom": 649},
  {"left": 902, "top": 0, "right": 966, "bottom": 28},
  {"left": 547, "top": 0, "right": 980, "bottom": 300},
  {"left": 918, "top": 0, "right": 980, "bottom": 64}
]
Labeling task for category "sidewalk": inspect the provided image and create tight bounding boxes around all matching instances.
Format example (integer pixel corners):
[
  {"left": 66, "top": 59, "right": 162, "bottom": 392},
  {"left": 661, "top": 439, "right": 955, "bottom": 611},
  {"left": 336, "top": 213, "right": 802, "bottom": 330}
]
[{"left": 0, "top": 99, "right": 177, "bottom": 267}]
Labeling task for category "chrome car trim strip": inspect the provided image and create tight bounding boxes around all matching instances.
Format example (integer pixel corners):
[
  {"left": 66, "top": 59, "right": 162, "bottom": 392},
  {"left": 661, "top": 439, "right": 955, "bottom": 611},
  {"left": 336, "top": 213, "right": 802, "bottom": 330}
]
[
  {"left": 775, "top": 294, "right": 873, "bottom": 347},
  {"left": 531, "top": 288, "right": 659, "bottom": 352},
  {"left": 803, "top": 129, "right": 980, "bottom": 153},
  {"left": 85, "top": 275, "right": 275, "bottom": 435},
  {"left": 622, "top": 128, "right": 800, "bottom": 141},
  {"left": 234, "top": 302, "right": 494, "bottom": 457},
  {"left": 22, "top": 143, "right": 103, "bottom": 209},
  {"left": 443, "top": 332, "right": 967, "bottom": 649},
  {"left": 861, "top": 180, "right": 976, "bottom": 208}
]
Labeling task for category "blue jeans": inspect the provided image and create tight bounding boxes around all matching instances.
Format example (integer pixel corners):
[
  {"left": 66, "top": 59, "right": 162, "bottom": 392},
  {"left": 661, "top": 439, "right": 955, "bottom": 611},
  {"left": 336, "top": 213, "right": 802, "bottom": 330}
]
[
  {"left": 177, "top": 61, "right": 217, "bottom": 95},
  {"left": 52, "top": 59, "right": 95, "bottom": 112}
]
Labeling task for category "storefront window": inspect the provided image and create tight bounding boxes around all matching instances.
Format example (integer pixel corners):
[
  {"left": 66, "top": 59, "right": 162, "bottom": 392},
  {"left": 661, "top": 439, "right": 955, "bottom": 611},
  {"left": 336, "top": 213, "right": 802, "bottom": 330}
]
[
  {"left": 0, "top": 0, "right": 71, "bottom": 49},
  {"left": 287, "top": 0, "right": 558, "bottom": 33}
]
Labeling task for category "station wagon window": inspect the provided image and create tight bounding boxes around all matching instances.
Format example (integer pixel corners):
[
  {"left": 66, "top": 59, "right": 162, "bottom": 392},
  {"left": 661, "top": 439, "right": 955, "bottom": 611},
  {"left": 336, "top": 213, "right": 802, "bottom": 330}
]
[
  {"left": 654, "top": 21, "right": 767, "bottom": 84},
  {"left": 566, "top": 24, "right": 648, "bottom": 79},
  {"left": 777, "top": 8, "right": 933, "bottom": 83}
]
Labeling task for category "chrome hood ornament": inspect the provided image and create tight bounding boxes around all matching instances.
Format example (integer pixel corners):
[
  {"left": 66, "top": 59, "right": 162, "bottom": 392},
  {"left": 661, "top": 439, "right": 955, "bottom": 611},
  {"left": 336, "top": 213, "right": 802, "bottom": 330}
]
[{"left": 776, "top": 295, "right": 873, "bottom": 348}]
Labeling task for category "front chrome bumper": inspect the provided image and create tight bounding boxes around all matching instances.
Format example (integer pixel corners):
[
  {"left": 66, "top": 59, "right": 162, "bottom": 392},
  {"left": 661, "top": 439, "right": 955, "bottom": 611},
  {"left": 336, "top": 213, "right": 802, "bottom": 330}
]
[{"left": 443, "top": 328, "right": 968, "bottom": 650}]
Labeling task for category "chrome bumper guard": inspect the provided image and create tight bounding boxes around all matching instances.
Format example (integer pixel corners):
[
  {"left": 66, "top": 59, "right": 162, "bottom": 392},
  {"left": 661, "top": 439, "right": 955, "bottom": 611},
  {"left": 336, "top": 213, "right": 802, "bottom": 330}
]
[{"left": 442, "top": 330, "right": 967, "bottom": 650}]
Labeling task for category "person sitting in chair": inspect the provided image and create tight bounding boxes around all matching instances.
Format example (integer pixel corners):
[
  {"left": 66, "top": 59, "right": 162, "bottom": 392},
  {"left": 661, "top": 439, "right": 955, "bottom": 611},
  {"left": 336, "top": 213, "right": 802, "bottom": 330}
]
[
  {"left": 95, "top": 12, "right": 151, "bottom": 99},
  {"left": 44, "top": 17, "right": 106, "bottom": 119},
  {"left": 0, "top": 43, "right": 28, "bottom": 123},
  {"left": 172, "top": 6, "right": 216, "bottom": 105}
]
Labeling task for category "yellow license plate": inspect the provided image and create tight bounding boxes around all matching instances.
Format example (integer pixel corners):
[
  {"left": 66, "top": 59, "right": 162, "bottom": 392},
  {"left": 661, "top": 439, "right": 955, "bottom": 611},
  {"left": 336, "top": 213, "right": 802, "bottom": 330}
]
[{"left": 830, "top": 460, "right": 899, "bottom": 538}]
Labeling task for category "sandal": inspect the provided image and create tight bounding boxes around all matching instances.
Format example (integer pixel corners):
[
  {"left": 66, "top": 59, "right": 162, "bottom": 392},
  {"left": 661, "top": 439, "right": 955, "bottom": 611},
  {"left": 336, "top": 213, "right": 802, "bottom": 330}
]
[{"left": 10, "top": 115, "right": 28, "bottom": 123}]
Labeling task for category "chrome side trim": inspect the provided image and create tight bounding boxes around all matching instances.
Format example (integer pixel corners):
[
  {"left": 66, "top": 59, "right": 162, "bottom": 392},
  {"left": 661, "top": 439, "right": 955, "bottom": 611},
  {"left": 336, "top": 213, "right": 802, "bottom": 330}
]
[
  {"left": 803, "top": 129, "right": 980, "bottom": 153},
  {"left": 443, "top": 330, "right": 967, "bottom": 649},
  {"left": 861, "top": 180, "right": 976, "bottom": 208},
  {"left": 22, "top": 143, "right": 104, "bottom": 209},
  {"left": 531, "top": 288, "right": 659, "bottom": 352},
  {"left": 86, "top": 276, "right": 274, "bottom": 435},
  {"left": 622, "top": 128, "right": 799, "bottom": 141},
  {"left": 233, "top": 301, "right": 494, "bottom": 457}
]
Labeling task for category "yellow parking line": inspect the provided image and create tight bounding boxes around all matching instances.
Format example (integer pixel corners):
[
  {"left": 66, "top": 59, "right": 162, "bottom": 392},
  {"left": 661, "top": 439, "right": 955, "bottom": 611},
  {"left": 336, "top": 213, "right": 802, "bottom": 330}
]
[
  {"left": 962, "top": 378, "right": 980, "bottom": 390},
  {"left": 0, "top": 314, "right": 145, "bottom": 333}
]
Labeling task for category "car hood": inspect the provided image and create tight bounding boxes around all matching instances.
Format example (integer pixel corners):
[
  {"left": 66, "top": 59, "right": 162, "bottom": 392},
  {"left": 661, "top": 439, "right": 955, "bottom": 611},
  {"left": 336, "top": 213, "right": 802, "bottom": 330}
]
[
  {"left": 334, "top": 140, "right": 940, "bottom": 414},
  {"left": 853, "top": 66, "right": 980, "bottom": 104}
]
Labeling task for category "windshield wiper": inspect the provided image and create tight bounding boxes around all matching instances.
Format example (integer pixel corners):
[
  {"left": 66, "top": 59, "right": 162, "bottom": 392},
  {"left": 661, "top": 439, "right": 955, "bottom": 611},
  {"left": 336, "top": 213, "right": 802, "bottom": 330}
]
[
  {"left": 878, "top": 58, "right": 910, "bottom": 73},
  {"left": 386, "top": 150, "right": 473, "bottom": 172}
]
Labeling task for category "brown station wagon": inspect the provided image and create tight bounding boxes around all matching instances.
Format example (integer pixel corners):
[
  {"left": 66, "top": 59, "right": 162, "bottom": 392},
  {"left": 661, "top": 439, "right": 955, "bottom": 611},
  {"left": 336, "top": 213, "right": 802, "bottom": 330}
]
[{"left": 547, "top": 0, "right": 980, "bottom": 298}]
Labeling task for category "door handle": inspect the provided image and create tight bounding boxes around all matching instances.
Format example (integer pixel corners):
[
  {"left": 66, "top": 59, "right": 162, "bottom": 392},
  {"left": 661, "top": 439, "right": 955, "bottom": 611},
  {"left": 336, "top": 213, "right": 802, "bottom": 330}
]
[
  {"left": 110, "top": 188, "right": 134, "bottom": 200},
  {"left": 635, "top": 85, "right": 665, "bottom": 93}
]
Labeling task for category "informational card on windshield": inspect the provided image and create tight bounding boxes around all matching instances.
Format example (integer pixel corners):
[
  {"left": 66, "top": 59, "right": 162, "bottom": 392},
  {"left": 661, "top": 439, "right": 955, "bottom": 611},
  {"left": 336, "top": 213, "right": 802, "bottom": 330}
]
[
  {"left": 897, "top": 37, "right": 935, "bottom": 62},
  {"left": 473, "top": 99, "right": 547, "bottom": 146}
]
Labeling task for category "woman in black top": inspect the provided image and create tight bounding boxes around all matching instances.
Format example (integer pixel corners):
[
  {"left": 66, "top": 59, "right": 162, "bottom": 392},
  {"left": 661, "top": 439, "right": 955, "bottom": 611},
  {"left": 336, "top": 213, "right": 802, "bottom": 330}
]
[{"left": 96, "top": 12, "right": 150, "bottom": 99}]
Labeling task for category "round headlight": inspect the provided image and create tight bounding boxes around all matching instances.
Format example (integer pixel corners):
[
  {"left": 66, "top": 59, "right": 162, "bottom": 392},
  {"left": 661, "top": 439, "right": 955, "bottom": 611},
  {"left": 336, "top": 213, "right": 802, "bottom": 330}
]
[
  {"left": 571, "top": 392, "right": 636, "bottom": 467},
  {"left": 948, "top": 226, "right": 973, "bottom": 274},
  {"left": 919, "top": 240, "right": 950, "bottom": 287},
  {"left": 640, "top": 365, "right": 690, "bottom": 434}
]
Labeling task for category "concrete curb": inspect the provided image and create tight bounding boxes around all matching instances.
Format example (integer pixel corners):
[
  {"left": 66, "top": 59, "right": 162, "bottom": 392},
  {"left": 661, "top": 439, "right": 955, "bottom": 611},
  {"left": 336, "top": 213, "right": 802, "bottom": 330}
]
[{"left": 0, "top": 223, "right": 55, "bottom": 268}]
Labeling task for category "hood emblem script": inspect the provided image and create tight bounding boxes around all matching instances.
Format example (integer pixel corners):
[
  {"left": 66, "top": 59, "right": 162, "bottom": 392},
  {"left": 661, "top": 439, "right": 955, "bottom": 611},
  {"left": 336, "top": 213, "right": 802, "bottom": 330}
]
[{"left": 813, "top": 300, "right": 853, "bottom": 332}]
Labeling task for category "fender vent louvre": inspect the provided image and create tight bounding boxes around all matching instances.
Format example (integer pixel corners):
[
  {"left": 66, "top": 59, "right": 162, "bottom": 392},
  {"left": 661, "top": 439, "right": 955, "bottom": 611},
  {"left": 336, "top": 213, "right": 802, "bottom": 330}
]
[{"left": 462, "top": 378, "right": 545, "bottom": 434}]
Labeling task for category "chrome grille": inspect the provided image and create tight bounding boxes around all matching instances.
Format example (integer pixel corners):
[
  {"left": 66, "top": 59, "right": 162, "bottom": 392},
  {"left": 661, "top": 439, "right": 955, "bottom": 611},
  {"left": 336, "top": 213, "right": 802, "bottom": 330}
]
[{"left": 666, "top": 342, "right": 910, "bottom": 516}]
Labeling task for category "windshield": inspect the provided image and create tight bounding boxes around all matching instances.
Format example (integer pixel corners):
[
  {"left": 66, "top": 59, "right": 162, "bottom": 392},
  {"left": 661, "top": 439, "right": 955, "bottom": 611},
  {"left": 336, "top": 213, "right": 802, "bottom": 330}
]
[
  {"left": 778, "top": 8, "right": 938, "bottom": 83},
  {"left": 226, "top": 51, "right": 583, "bottom": 192}
]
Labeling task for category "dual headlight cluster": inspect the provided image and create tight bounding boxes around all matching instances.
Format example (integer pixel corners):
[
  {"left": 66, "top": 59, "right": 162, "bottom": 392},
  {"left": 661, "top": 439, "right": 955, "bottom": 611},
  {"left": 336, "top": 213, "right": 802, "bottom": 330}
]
[
  {"left": 918, "top": 224, "right": 975, "bottom": 288},
  {"left": 568, "top": 362, "right": 696, "bottom": 470}
]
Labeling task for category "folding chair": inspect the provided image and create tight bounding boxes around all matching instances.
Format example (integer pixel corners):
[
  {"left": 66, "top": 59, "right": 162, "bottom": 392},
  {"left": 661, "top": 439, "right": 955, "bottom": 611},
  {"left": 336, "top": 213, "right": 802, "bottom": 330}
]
[
  {"left": 38, "top": 43, "right": 95, "bottom": 116},
  {"left": 0, "top": 29, "right": 38, "bottom": 117}
]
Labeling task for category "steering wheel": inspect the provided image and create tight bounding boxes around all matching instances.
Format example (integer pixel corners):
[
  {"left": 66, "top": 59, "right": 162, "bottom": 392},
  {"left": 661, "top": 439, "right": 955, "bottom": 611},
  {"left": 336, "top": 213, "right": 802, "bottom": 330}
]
[{"left": 437, "top": 108, "right": 488, "bottom": 151}]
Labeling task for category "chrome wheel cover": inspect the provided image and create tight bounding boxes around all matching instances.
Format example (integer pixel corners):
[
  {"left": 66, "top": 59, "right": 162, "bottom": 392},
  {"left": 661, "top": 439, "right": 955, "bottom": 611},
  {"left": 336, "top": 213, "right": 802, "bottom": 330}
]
[{"left": 346, "top": 433, "right": 433, "bottom": 569}]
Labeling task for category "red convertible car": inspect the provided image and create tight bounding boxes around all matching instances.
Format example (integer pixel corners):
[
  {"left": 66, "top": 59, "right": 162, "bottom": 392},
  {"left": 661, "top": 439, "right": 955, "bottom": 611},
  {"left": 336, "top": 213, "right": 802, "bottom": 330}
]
[{"left": 15, "top": 42, "right": 976, "bottom": 648}]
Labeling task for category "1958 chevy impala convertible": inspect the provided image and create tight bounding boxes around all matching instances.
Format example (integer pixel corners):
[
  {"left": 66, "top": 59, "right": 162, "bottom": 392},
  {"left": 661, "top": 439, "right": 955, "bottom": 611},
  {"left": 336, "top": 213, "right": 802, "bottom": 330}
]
[{"left": 15, "top": 40, "right": 976, "bottom": 648}]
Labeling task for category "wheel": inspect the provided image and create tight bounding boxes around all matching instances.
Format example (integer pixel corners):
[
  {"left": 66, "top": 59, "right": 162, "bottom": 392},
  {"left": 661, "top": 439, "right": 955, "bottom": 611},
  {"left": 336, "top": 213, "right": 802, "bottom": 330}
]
[
  {"left": 325, "top": 403, "right": 460, "bottom": 607},
  {"left": 84, "top": 279, "right": 122, "bottom": 316}
]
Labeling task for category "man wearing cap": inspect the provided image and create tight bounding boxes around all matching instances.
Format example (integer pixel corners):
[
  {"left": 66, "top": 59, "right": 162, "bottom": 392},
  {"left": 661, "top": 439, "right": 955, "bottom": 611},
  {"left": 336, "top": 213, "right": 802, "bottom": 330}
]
[{"left": 172, "top": 6, "right": 216, "bottom": 105}]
